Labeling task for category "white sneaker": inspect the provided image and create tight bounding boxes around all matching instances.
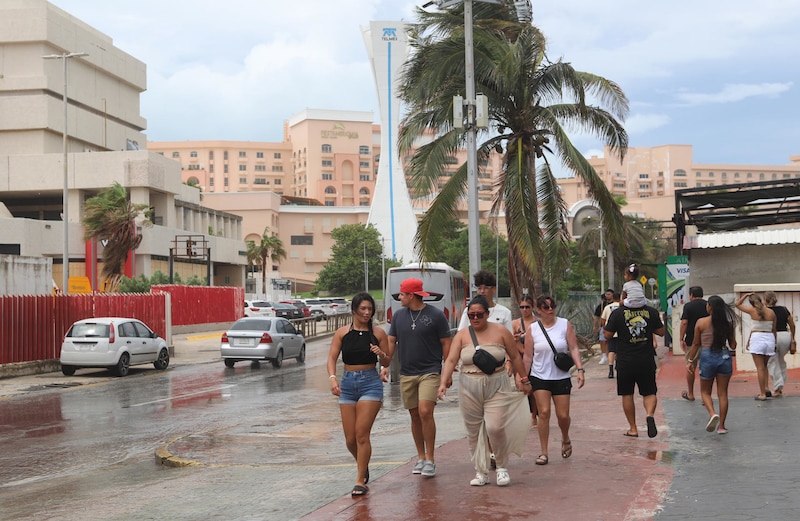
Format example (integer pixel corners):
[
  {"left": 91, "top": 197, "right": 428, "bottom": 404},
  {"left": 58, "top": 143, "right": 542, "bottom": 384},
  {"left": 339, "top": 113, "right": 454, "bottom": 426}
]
[
  {"left": 496, "top": 467, "right": 511, "bottom": 486},
  {"left": 598, "top": 354, "right": 608, "bottom": 365},
  {"left": 421, "top": 460, "right": 436, "bottom": 477},
  {"left": 412, "top": 459, "right": 425, "bottom": 474},
  {"left": 470, "top": 472, "right": 489, "bottom": 486}
]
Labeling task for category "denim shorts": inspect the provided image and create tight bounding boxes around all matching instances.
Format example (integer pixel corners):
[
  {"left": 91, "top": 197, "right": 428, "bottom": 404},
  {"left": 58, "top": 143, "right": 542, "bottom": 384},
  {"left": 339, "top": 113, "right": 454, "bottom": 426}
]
[
  {"left": 699, "top": 348, "right": 733, "bottom": 380},
  {"left": 338, "top": 368, "right": 383, "bottom": 405}
]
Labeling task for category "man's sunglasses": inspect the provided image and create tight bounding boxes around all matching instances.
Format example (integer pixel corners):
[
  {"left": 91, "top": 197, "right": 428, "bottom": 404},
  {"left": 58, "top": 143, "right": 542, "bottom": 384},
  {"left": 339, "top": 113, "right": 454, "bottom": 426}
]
[
  {"left": 519, "top": 305, "right": 532, "bottom": 309},
  {"left": 539, "top": 304, "right": 555, "bottom": 311}
]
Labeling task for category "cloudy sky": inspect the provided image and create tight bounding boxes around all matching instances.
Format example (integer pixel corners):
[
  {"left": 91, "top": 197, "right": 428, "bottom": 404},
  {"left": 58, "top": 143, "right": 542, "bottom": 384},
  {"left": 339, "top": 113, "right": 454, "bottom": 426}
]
[{"left": 52, "top": 0, "right": 799, "bottom": 166}]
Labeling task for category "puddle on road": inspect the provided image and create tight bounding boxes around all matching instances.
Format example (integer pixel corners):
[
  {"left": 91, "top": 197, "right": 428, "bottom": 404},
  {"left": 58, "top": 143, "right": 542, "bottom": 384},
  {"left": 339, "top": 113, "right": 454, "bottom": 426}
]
[{"left": 42, "top": 382, "right": 83, "bottom": 389}]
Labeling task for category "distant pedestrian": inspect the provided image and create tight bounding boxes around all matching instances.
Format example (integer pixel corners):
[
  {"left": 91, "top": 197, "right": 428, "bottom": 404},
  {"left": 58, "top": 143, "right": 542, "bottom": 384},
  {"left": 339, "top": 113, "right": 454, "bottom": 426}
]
[
  {"left": 735, "top": 292, "right": 776, "bottom": 401},
  {"left": 512, "top": 295, "right": 538, "bottom": 426},
  {"left": 438, "top": 295, "right": 530, "bottom": 487},
  {"left": 524, "top": 295, "right": 585, "bottom": 465},
  {"left": 384, "top": 278, "right": 452, "bottom": 478},
  {"left": 327, "top": 293, "right": 391, "bottom": 497},
  {"left": 764, "top": 290, "right": 796, "bottom": 397},
  {"left": 600, "top": 292, "right": 621, "bottom": 379},
  {"left": 621, "top": 264, "right": 647, "bottom": 309},
  {"left": 680, "top": 286, "right": 709, "bottom": 402},
  {"left": 686, "top": 296, "right": 738, "bottom": 434},
  {"left": 594, "top": 289, "right": 615, "bottom": 365},
  {"left": 604, "top": 301, "right": 665, "bottom": 438},
  {"left": 458, "top": 270, "right": 513, "bottom": 331}
]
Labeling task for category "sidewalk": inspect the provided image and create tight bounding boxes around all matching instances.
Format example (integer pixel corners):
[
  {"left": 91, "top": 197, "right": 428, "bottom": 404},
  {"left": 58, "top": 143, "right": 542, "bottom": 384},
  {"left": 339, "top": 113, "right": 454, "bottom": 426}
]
[{"left": 300, "top": 347, "right": 800, "bottom": 521}]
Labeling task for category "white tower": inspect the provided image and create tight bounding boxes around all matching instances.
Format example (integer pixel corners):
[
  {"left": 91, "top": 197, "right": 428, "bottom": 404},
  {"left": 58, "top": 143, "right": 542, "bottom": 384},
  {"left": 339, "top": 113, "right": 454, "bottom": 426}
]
[{"left": 362, "top": 21, "right": 417, "bottom": 263}]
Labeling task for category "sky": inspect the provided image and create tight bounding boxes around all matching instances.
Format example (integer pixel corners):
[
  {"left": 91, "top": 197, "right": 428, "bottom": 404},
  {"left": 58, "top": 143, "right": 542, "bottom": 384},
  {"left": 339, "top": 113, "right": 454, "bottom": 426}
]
[{"left": 51, "top": 0, "right": 800, "bottom": 166}]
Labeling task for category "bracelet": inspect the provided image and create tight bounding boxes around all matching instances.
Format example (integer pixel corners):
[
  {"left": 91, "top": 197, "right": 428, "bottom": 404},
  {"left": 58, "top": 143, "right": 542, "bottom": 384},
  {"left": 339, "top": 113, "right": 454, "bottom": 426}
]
[
  {"left": 329, "top": 375, "right": 336, "bottom": 379},
  {"left": 577, "top": 368, "right": 585, "bottom": 373}
]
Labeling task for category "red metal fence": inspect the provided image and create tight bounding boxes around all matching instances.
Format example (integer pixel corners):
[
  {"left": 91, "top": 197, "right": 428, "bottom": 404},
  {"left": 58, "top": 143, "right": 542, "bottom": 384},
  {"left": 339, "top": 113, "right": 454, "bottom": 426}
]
[
  {"left": 0, "top": 286, "right": 243, "bottom": 365},
  {"left": 0, "top": 293, "right": 166, "bottom": 365},
  {"left": 152, "top": 285, "right": 243, "bottom": 326}
]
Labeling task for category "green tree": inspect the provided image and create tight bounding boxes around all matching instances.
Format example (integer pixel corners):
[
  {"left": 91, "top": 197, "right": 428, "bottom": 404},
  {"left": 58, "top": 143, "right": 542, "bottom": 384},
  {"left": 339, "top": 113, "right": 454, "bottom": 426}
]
[
  {"left": 399, "top": 3, "right": 628, "bottom": 302},
  {"left": 82, "top": 182, "right": 151, "bottom": 292},
  {"left": 316, "top": 224, "right": 400, "bottom": 295},
  {"left": 246, "top": 227, "right": 287, "bottom": 295}
]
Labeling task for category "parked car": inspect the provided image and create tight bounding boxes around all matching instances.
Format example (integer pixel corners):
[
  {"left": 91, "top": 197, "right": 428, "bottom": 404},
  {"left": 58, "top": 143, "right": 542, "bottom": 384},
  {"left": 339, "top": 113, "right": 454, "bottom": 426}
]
[
  {"left": 244, "top": 300, "right": 276, "bottom": 317},
  {"left": 60, "top": 317, "right": 170, "bottom": 377},
  {"left": 220, "top": 317, "right": 305, "bottom": 368},
  {"left": 281, "top": 300, "right": 311, "bottom": 318},
  {"left": 272, "top": 302, "right": 304, "bottom": 320},
  {"left": 301, "top": 298, "right": 335, "bottom": 320},
  {"left": 329, "top": 297, "right": 351, "bottom": 315}
]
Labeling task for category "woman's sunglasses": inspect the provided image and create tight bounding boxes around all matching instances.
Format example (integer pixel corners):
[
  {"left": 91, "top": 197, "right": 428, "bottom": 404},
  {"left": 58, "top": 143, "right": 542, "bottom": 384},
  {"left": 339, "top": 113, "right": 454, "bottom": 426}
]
[
  {"left": 467, "top": 312, "right": 485, "bottom": 319},
  {"left": 539, "top": 304, "right": 555, "bottom": 311},
  {"left": 519, "top": 305, "right": 532, "bottom": 309}
]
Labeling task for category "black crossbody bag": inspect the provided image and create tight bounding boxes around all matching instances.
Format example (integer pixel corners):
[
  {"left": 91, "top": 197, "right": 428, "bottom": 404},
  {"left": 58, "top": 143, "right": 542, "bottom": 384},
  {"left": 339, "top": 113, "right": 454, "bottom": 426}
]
[
  {"left": 539, "top": 321, "right": 575, "bottom": 371},
  {"left": 468, "top": 326, "right": 503, "bottom": 375}
]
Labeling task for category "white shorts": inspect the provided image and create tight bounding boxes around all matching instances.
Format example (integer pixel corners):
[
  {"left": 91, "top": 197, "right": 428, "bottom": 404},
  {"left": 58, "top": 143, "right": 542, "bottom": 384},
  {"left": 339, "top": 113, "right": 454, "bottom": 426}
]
[{"left": 748, "top": 332, "right": 776, "bottom": 356}]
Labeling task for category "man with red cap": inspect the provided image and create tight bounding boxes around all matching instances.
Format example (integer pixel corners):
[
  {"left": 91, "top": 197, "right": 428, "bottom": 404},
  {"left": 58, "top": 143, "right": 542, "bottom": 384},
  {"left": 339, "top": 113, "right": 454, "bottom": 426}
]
[{"left": 385, "top": 277, "right": 452, "bottom": 478}]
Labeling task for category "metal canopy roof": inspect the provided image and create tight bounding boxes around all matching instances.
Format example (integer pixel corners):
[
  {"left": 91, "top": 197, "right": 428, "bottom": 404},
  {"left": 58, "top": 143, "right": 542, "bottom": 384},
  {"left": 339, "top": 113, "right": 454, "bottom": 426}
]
[{"left": 673, "top": 179, "right": 800, "bottom": 254}]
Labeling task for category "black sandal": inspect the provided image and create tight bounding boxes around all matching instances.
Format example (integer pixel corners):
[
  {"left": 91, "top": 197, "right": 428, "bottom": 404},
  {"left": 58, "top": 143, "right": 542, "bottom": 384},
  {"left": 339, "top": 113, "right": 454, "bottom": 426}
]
[
  {"left": 351, "top": 484, "right": 369, "bottom": 497},
  {"left": 561, "top": 440, "right": 572, "bottom": 459}
]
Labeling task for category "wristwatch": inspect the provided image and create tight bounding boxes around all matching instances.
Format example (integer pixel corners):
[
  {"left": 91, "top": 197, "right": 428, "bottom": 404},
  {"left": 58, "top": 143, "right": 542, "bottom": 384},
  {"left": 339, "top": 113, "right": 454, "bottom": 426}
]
[{"left": 576, "top": 368, "right": 585, "bottom": 373}]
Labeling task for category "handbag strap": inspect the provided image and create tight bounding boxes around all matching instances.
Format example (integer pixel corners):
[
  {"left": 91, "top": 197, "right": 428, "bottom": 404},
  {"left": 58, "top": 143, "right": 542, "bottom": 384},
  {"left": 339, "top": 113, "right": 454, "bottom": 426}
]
[
  {"left": 539, "top": 321, "right": 559, "bottom": 356},
  {"left": 468, "top": 325, "right": 480, "bottom": 350}
]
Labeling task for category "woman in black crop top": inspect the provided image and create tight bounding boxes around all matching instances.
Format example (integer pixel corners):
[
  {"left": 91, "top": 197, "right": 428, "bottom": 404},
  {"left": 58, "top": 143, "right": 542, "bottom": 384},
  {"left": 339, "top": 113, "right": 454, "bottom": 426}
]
[{"left": 327, "top": 292, "right": 390, "bottom": 497}]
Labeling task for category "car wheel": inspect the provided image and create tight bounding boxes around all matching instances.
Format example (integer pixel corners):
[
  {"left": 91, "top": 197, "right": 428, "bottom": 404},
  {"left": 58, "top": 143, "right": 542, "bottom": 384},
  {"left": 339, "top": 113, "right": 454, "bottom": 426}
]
[
  {"left": 153, "top": 348, "right": 170, "bottom": 370},
  {"left": 224, "top": 359, "right": 236, "bottom": 368},
  {"left": 297, "top": 344, "right": 306, "bottom": 364},
  {"left": 114, "top": 353, "right": 130, "bottom": 377},
  {"left": 271, "top": 349, "right": 283, "bottom": 368},
  {"left": 313, "top": 312, "right": 323, "bottom": 322},
  {"left": 61, "top": 365, "right": 76, "bottom": 376}
]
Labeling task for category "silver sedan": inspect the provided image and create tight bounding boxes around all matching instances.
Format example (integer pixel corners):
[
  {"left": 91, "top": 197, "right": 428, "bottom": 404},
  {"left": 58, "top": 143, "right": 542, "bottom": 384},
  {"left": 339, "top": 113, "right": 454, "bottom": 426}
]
[{"left": 220, "top": 317, "right": 305, "bottom": 368}]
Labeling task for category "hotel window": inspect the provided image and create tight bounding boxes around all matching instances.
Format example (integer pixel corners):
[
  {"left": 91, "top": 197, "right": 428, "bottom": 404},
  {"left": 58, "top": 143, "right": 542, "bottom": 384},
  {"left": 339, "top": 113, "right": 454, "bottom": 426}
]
[
  {"left": 638, "top": 173, "right": 649, "bottom": 179},
  {"left": 322, "top": 144, "right": 332, "bottom": 153},
  {"left": 172, "top": 151, "right": 180, "bottom": 158},
  {"left": 325, "top": 201, "right": 335, "bottom": 206},
  {"left": 760, "top": 173, "right": 765, "bottom": 180},
  {"left": 224, "top": 151, "right": 228, "bottom": 160},
  {"left": 638, "top": 183, "right": 650, "bottom": 190},
  {"left": 773, "top": 174, "right": 777, "bottom": 179},
  {"left": 721, "top": 172, "right": 727, "bottom": 179},
  {"left": 708, "top": 172, "right": 714, "bottom": 177},
  {"left": 239, "top": 151, "right": 247, "bottom": 158},
  {"left": 255, "top": 165, "right": 266, "bottom": 171},
  {"left": 209, "top": 164, "right": 215, "bottom": 173},
  {"left": 274, "top": 179, "right": 282, "bottom": 185},
  {"left": 274, "top": 152, "right": 282, "bottom": 159},
  {"left": 359, "top": 146, "right": 370, "bottom": 155},
  {"left": 254, "top": 178, "right": 267, "bottom": 185},
  {"left": 190, "top": 151, "right": 197, "bottom": 158},
  {"left": 360, "top": 161, "right": 370, "bottom": 168},
  {"left": 360, "top": 201, "right": 370, "bottom": 206},
  {"left": 675, "top": 182, "right": 687, "bottom": 187},
  {"left": 224, "top": 178, "right": 229, "bottom": 186},
  {"left": 187, "top": 164, "right": 200, "bottom": 170},
  {"left": 747, "top": 173, "right": 752, "bottom": 178},
  {"left": 239, "top": 165, "right": 247, "bottom": 171},
  {"left": 360, "top": 188, "right": 369, "bottom": 195},
  {"left": 360, "top": 174, "right": 371, "bottom": 181},
  {"left": 209, "top": 178, "right": 215, "bottom": 186},
  {"left": 696, "top": 171, "right": 702, "bottom": 177},
  {"left": 240, "top": 177, "right": 247, "bottom": 184},
  {"left": 734, "top": 172, "right": 740, "bottom": 178},
  {"left": 325, "top": 186, "right": 336, "bottom": 194},
  {"left": 322, "top": 173, "right": 333, "bottom": 180},
  {"left": 272, "top": 165, "right": 283, "bottom": 172},
  {"left": 322, "top": 160, "right": 333, "bottom": 167},
  {"left": 209, "top": 151, "right": 214, "bottom": 160},
  {"left": 256, "top": 152, "right": 264, "bottom": 158},
  {"left": 291, "top": 236, "right": 313, "bottom": 245},
  {"left": 224, "top": 165, "right": 229, "bottom": 173}
]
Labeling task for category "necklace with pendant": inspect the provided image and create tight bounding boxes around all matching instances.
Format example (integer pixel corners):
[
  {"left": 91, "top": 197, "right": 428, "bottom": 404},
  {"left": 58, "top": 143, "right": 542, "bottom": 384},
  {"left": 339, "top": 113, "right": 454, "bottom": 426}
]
[{"left": 410, "top": 308, "right": 423, "bottom": 330}]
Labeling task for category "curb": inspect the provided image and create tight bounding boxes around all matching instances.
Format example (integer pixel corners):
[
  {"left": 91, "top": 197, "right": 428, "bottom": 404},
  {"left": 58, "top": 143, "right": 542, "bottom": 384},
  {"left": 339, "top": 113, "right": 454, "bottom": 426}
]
[{"left": 154, "top": 435, "right": 204, "bottom": 468}]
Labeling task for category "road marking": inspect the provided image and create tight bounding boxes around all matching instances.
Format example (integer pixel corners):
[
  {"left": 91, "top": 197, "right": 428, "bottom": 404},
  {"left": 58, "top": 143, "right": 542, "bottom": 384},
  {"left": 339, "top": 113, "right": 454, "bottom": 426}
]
[{"left": 130, "top": 384, "right": 236, "bottom": 407}]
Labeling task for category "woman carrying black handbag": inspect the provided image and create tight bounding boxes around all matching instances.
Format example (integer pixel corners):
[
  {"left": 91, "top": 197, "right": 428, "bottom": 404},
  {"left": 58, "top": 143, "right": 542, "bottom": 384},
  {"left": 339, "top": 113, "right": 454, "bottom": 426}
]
[{"left": 523, "top": 295, "right": 585, "bottom": 466}]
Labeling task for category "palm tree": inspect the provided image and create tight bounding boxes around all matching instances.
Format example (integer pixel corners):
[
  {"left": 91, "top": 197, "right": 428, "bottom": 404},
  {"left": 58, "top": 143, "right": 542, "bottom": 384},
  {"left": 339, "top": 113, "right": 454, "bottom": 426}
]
[
  {"left": 398, "top": 3, "right": 629, "bottom": 300},
  {"left": 82, "top": 182, "right": 151, "bottom": 292},
  {"left": 246, "top": 227, "right": 287, "bottom": 296}
]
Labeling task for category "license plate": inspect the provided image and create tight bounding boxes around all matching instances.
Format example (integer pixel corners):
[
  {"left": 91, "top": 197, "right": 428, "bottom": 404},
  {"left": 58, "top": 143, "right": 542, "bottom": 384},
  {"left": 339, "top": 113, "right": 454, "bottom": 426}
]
[{"left": 233, "top": 338, "right": 254, "bottom": 347}]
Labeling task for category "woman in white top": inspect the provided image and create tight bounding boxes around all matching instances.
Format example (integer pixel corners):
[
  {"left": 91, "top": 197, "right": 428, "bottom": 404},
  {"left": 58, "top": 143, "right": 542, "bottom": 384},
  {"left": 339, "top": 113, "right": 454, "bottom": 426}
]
[
  {"left": 735, "top": 292, "right": 777, "bottom": 401},
  {"left": 523, "top": 295, "right": 585, "bottom": 466}
]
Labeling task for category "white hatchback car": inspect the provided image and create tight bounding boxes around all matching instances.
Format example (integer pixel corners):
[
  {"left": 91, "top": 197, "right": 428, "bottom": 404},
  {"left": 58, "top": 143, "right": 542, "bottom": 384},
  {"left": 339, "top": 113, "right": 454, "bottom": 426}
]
[
  {"left": 244, "top": 300, "right": 276, "bottom": 317},
  {"left": 60, "top": 317, "right": 170, "bottom": 377}
]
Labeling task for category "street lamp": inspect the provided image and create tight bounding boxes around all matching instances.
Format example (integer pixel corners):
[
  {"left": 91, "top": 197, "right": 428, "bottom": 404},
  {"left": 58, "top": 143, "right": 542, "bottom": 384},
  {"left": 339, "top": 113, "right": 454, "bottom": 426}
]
[
  {"left": 43, "top": 51, "right": 89, "bottom": 294},
  {"left": 363, "top": 242, "right": 369, "bottom": 293},
  {"left": 424, "top": 0, "right": 531, "bottom": 296}
]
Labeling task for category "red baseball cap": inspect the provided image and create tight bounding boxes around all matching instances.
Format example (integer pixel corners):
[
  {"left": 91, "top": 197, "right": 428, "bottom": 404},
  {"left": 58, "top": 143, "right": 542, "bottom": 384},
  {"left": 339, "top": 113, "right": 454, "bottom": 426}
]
[{"left": 400, "top": 278, "right": 430, "bottom": 297}]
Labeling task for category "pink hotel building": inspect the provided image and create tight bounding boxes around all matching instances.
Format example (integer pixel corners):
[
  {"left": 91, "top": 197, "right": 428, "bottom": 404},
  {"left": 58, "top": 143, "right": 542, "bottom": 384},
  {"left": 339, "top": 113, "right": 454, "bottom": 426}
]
[{"left": 149, "top": 112, "right": 800, "bottom": 292}]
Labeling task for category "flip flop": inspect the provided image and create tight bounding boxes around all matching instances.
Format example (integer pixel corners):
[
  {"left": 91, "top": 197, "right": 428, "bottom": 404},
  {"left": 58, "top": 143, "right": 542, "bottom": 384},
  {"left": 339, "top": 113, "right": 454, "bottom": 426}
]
[
  {"left": 646, "top": 416, "right": 658, "bottom": 438},
  {"left": 535, "top": 454, "right": 549, "bottom": 465},
  {"left": 754, "top": 395, "right": 768, "bottom": 401},
  {"left": 351, "top": 485, "right": 369, "bottom": 497},
  {"left": 561, "top": 440, "right": 572, "bottom": 459},
  {"left": 705, "top": 414, "right": 720, "bottom": 432},
  {"left": 623, "top": 431, "right": 639, "bottom": 437},
  {"left": 681, "top": 391, "right": 695, "bottom": 402}
]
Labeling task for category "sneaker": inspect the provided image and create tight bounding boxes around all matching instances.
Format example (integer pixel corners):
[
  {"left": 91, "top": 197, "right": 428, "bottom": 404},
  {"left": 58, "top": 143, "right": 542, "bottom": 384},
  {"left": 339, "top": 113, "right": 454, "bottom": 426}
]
[
  {"left": 412, "top": 459, "right": 425, "bottom": 474},
  {"left": 421, "top": 460, "right": 436, "bottom": 477},
  {"left": 608, "top": 366, "right": 615, "bottom": 379},
  {"left": 496, "top": 467, "right": 511, "bottom": 486},
  {"left": 598, "top": 355, "right": 608, "bottom": 365},
  {"left": 490, "top": 453, "right": 497, "bottom": 470},
  {"left": 470, "top": 472, "right": 489, "bottom": 486}
]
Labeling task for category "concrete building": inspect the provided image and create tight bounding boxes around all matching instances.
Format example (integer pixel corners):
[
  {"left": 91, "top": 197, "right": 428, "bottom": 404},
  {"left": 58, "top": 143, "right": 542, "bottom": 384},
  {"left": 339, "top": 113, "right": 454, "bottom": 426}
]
[{"left": 0, "top": 0, "right": 247, "bottom": 291}]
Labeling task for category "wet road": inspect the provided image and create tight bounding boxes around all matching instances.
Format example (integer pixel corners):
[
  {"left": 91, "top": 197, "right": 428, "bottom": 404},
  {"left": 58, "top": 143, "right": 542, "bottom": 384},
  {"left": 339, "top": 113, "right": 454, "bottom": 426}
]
[{"left": 0, "top": 334, "right": 465, "bottom": 520}]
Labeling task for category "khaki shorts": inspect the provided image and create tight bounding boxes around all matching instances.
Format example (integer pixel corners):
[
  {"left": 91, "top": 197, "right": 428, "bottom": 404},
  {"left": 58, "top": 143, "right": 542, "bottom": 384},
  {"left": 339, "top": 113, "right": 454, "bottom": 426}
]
[{"left": 399, "top": 373, "right": 441, "bottom": 410}]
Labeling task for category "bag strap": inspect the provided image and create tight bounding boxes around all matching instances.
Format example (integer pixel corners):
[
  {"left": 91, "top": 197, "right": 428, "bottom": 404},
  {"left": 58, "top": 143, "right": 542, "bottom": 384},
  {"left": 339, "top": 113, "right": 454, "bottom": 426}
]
[
  {"left": 468, "top": 325, "right": 480, "bottom": 350},
  {"left": 539, "top": 321, "right": 559, "bottom": 356}
]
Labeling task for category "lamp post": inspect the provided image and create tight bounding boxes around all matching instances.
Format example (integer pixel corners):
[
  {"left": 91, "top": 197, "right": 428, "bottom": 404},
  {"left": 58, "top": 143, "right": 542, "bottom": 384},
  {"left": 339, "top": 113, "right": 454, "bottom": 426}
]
[
  {"left": 43, "top": 51, "right": 88, "bottom": 294},
  {"left": 363, "top": 242, "right": 369, "bottom": 293}
]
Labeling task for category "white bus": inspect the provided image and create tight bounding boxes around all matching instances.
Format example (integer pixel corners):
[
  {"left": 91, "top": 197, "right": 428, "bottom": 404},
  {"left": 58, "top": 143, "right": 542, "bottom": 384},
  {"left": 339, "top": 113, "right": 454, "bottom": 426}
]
[{"left": 385, "top": 262, "right": 467, "bottom": 333}]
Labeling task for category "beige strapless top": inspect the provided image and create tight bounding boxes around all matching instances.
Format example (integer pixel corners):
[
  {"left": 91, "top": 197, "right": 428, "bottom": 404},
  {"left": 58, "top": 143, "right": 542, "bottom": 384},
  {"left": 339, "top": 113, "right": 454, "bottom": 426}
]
[{"left": 459, "top": 342, "right": 507, "bottom": 374}]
